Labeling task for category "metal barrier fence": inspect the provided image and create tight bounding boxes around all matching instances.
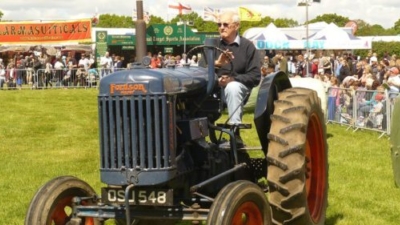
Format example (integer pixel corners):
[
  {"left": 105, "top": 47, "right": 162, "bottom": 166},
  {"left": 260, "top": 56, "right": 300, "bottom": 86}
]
[
  {"left": 326, "top": 86, "right": 399, "bottom": 138},
  {"left": 0, "top": 68, "right": 122, "bottom": 90}
]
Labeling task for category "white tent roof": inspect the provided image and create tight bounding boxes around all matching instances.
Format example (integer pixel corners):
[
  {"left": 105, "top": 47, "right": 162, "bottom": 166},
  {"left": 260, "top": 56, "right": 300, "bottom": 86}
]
[
  {"left": 307, "top": 23, "right": 358, "bottom": 40},
  {"left": 244, "top": 23, "right": 297, "bottom": 41},
  {"left": 243, "top": 22, "right": 371, "bottom": 50}
]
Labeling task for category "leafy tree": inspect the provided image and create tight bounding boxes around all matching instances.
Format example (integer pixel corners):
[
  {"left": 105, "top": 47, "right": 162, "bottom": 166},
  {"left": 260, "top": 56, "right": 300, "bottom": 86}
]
[
  {"left": 393, "top": 18, "right": 400, "bottom": 34},
  {"left": 0, "top": 10, "right": 3, "bottom": 21},
  {"left": 274, "top": 18, "right": 299, "bottom": 28},
  {"left": 308, "top": 13, "right": 349, "bottom": 27},
  {"left": 96, "top": 14, "right": 134, "bottom": 28},
  {"left": 147, "top": 15, "right": 165, "bottom": 26}
]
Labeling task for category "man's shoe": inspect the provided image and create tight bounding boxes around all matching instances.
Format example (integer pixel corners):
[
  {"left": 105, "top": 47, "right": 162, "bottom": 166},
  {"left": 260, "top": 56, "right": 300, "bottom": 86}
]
[{"left": 219, "top": 136, "right": 245, "bottom": 149}]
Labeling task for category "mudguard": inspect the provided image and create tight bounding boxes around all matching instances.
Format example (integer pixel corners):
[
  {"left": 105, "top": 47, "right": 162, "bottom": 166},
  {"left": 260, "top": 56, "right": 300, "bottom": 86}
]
[
  {"left": 254, "top": 71, "right": 292, "bottom": 154},
  {"left": 391, "top": 96, "right": 400, "bottom": 187}
]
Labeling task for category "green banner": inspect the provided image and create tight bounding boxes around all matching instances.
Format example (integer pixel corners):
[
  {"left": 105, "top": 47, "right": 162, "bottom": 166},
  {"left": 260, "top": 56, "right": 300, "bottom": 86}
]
[
  {"left": 106, "top": 24, "right": 219, "bottom": 46},
  {"left": 95, "top": 31, "right": 108, "bottom": 68}
]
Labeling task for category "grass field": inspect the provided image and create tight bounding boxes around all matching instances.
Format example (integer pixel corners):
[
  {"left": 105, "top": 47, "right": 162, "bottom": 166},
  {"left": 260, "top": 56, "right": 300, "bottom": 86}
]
[{"left": 0, "top": 89, "right": 399, "bottom": 225}]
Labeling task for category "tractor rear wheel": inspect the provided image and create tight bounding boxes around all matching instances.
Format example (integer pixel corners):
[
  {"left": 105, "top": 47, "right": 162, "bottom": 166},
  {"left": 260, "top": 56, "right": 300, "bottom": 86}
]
[
  {"left": 207, "top": 180, "right": 272, "bottom": 225},
  {"left": 25, "top": 176, "right": 99, "bottom": 225},
  {"left": 267, "top": 88, "right": 328, "bottom": 225}
]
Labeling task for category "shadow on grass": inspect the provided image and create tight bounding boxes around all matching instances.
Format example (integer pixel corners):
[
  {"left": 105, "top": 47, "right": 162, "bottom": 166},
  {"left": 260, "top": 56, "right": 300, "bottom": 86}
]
[
  {"left": 325, "top": 213, "right": 344, "bottom": 225},
  {"left": 327, "top": 133, "right": 334, "bottom": 139}
]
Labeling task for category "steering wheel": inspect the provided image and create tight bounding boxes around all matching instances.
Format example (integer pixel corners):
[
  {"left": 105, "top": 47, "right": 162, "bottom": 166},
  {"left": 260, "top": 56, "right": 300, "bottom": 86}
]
[{"left": 185, "top": 45, "right": 234, "bottom": 76}]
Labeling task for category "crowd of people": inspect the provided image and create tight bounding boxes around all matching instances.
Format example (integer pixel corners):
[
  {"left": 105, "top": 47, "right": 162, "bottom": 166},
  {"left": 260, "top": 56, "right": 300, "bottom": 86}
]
[
  {"left": 147, "top": 51, "right": 200, "bottom": 69},
  {"left": 0, "top": 50, "right": 139, "bottom": 89},
  {"left": 272, "top": 51, "right": 400, "bottom": 130}
]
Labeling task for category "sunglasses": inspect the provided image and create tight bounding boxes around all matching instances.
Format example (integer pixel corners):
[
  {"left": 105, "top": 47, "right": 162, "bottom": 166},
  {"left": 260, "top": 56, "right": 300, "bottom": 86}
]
[{"left": 217, "top": 22, "right": 231, "bottom": 28}]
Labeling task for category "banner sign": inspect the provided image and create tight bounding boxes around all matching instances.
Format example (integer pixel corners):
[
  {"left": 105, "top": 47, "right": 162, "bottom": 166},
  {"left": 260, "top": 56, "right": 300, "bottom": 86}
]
[
  {"left": 253, "top": 39, "right": 371, "bottom": 50},
  {"left": 0, "top": 19, "right": 92, "bottom": 44}
]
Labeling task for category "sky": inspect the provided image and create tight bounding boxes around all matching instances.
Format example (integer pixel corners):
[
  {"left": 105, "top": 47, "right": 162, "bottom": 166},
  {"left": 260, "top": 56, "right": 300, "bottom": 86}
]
[{"left": 0, "top": 0, "right": 398, "bottom": 29}]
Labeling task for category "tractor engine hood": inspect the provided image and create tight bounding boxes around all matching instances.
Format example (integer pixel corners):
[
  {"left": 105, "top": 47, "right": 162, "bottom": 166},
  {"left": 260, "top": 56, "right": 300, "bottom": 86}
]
[{"left": 99, "top": 66, "right": 215, "bottom": 96}]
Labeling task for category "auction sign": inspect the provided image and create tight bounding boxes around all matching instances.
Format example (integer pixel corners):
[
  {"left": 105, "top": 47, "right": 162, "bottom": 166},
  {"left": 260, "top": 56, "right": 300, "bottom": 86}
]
[{"left": 0, "top": 19, "right": 92, "bottom": 44}]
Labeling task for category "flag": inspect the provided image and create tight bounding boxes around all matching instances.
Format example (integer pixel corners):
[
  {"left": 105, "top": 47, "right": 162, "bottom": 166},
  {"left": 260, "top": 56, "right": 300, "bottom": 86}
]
[
  {"left": 91, "top": 7, "right": 99, "bottom": 26},
  {"left": 238, "top": 7, "right": 261, "bottom": 22},
  {"left": 203, "top": 6, "right": 220, "bottom": 22},
  {"left": 168, "top": 1, "right": 192, "bottom": 15},
  {"left": 133, "top": 8, "right": 150, "bottom": 24}
]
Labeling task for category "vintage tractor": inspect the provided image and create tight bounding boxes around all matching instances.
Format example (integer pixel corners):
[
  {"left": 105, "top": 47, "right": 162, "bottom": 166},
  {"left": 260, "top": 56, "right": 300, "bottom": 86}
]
[{"left": 25, "top": 38, "right": 328, "bottom": 225}]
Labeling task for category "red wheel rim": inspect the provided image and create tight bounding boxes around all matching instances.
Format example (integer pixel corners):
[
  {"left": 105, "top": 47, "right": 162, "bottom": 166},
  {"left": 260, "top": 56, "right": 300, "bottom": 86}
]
[
  {"left": 305, "top": 112, "right": 327, "bottom": 223},
  {"left": 231, "top": 201, "right": 263, "bottom": 225},
  {"left": 49, "top": 196, "right": 96, "bottom": 225}
]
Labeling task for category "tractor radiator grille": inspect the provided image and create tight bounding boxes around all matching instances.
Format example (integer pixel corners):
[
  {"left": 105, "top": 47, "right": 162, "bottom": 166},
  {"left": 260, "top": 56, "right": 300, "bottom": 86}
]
[{"left": 98, "top": 94, "right": 175, "bottom": 170}]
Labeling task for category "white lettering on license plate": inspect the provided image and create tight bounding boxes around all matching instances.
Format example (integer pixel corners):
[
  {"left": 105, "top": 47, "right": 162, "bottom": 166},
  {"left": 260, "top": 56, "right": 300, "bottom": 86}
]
[{"left": 105, "top": 189, "right": 168, "bottom": 204}]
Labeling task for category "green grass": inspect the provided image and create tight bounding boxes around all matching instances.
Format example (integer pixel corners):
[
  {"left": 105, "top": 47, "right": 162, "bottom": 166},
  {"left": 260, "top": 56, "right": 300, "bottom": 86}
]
[{"left": 0, "top": 89, "right": 399, "bottom": 225}]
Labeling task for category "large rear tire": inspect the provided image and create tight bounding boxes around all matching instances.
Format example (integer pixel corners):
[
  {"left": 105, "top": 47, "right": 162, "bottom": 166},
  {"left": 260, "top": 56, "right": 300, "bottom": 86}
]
[
  {"left": 267, "top": 88, "right": 328, "bottom": 225},
  {"left": 207, "top": 180, "right": 272, "bottom": 225},
  {"left": 25, "top": 176, "right": 99, "bottom": 225}
]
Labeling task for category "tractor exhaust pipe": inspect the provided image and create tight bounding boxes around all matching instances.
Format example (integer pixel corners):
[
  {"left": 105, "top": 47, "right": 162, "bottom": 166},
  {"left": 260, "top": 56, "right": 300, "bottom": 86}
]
[{"left": 135, "top": 0, "right": 147, "bottom": 62}]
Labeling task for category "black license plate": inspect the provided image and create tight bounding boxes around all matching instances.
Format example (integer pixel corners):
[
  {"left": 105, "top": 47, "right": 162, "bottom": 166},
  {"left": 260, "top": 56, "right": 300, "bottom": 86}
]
[{"left": 101, "top": 187, "right": 173, "bottom": 206}]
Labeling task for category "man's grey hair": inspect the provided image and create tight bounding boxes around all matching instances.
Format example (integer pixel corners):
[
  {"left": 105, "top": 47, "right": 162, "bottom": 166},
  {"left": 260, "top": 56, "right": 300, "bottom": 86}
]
[
  {"left": 232, "top": 13, "right": 240, "bottom": 23},
  {"left": 220, "top": 10, "right": 240, "bottom": 24}
]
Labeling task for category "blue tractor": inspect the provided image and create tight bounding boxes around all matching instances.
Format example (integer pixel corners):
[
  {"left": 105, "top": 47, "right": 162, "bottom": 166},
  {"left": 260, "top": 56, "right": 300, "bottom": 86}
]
[{"left": 25, "top": 12, "right": 328, "bottom": 225}]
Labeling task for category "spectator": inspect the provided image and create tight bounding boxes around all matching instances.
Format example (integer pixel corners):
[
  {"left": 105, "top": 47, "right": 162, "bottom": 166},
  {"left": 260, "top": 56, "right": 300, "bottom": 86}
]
[
  {"left": 180, "top": 53, "right": 187, "bottom": 66},
  {"left": 370, "top": 56, "right": 379, "bottom": 76},
  {"left": 189, "top": 55, "right": 198, "bottom": 66},
  {"left": 296, "top": 54, "right": 306, "bottom": 77},
  {"left": 338, "top": 57, "right": 351, "bottom": 84},
  {"left": 357, "top": 80, "right": 382, "bottom": 119},
  {"left": 355, "top": 61, "right": 364, "bottom": 79},
  {"left": 175, "top": 55, "right": 182, "bottom": 67},
  {"left": 273, "top": 52, "right": 288, "bottom": 74},
  {"left": 150, "top": 54, "right": 162, "bottom": 69},
  {"left": 322, "top": 56, "right": 332, "bottom": 75},
  {"left": 261, "top": 62, "right": 275, "bottom": 79},
  {"left": 384, "top": 66, "right": 400, "bottom": 100},
  {"left": 75, "top": 64, "right": 87, "bottom": 87},
  {"left": 367, "top": 93, "right": 385, "bottom": 129},
  {"left": 26, "top": 55, "right": 34, "bottom": 87},
  {"left": 54, "top": 58, "right": 66, "bottom": 86},
  {"left": 5, "top": 63, "right": 16, "bottom": 89},
  {"left": 327, "top": 76, "right": 340, "bottom": 121},
  {"left": 87, "top": 63, "right": 99, "bottom": 87},
  {"left": 263, "top": 55, "right": 270, "bottom": 66},
  {"left": 100, "top": 51, "right": 112, "bottom": 79},
  {"left": 214, "top": 10, "right": 261, "bottom": 149},
  {"left": 113, "top": 55, "right": 123, "bottom": 71},
  {"left": 311, "top": 58, "right": 319, "bottom": 78},
  {"left": 0, "top": 59, "right": 5, "bottom": 89},
  {"left": 78, "top": 53, "right": 90, "bottom": 71},
  {"left": 44, "top": 59, "right": 53, "bottom": 88}
]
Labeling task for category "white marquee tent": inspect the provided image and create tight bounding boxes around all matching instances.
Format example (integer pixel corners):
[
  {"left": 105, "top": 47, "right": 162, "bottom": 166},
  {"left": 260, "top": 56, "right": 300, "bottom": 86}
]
[
  {"left": 243, "top": 22, "right": 372, "bottom": 50},
  {"left": 305, "top": 23, "right": 371, "bottom": 50},
  {"left": 244, "top": 23, "right": 304, "bottom": 50}
]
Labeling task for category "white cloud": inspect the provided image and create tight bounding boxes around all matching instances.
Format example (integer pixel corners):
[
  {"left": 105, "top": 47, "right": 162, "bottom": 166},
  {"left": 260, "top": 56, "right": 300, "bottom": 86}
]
[{"left": 0, "top": 0, "right": 398, "bottom": 28}]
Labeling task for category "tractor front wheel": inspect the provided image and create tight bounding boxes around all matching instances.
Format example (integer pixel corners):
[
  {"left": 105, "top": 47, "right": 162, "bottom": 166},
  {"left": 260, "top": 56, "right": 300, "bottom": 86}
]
[
  {"left": 267, "top": 88, "right": 328, "bottom": 225},
  {"left": 207, "top": 180, "right": 272, "bottom": 225},
  {"left": 25, "top": 176, "right": 99, "bottom": 225}
]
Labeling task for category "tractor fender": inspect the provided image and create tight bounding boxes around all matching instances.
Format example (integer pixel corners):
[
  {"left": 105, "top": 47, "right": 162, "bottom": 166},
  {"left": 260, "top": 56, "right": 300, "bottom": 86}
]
[
  {"left": 290, "top": 77, "right": 327, "bottom": 116},
  {"left": 253, "top": 71, "right": 292, "bottom": 154},
  {"left": 391, "top": 95, "right": 400, "bottom": 187}
]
